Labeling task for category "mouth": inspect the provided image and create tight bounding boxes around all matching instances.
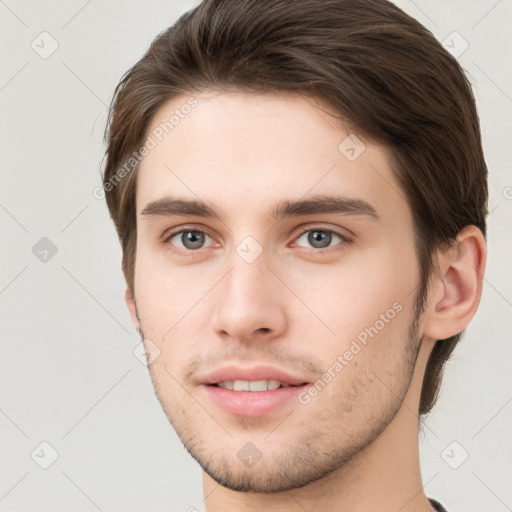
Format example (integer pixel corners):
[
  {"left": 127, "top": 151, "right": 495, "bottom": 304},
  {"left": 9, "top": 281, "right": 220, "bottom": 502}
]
[
  {"left": 201, "top": 369, "right": 310, "bottom": 417},
  {"left": 212, "top": 379, "right": 302, "bottom": 391}
]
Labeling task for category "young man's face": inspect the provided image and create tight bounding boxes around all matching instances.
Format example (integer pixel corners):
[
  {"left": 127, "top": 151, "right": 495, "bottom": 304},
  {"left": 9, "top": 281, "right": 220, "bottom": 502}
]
[{"left": 128, "top": 91, "right": 431, "bottom": 492}]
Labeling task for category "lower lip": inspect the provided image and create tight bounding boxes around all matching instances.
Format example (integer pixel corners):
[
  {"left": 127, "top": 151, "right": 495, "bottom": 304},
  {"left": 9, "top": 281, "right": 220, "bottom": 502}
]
[{"left": 201, "top": 384, "right": 308, "bottom": 417}]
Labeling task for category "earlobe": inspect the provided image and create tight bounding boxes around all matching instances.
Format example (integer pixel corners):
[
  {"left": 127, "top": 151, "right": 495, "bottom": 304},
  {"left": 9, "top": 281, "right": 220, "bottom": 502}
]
[
  {"left": 125, "top": 288, "right": 140, "bottom": 331},
  {"left": 423, "top": 225, "right": 487, "bottom": 340}
]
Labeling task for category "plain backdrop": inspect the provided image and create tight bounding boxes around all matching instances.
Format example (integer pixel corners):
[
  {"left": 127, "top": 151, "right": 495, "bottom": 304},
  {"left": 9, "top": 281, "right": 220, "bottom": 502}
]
[{"left": 1, "top": 1, "right": 511, "bottom": 511}]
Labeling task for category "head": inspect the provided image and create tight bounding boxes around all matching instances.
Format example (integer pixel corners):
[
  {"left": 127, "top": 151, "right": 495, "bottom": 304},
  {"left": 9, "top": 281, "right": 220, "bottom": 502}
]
[{"left": 102, "top": 0, "right": 487, "bottom": 493}]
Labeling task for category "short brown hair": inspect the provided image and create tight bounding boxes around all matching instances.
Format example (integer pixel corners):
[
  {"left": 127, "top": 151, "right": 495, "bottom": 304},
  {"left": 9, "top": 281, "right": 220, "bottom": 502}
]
[{"left": 102, "top": 0, "right": 488, "bottom": 415}]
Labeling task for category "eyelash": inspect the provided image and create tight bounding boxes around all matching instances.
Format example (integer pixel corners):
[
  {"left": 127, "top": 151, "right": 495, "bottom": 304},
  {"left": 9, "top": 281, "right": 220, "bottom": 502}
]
[{"left": 161, "top": 225, "right": 352, "bottom": 258}]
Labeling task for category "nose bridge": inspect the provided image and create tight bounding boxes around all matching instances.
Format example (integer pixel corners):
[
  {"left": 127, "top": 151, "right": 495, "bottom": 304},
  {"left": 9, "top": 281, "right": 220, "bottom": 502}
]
[
  {"left": 211, "top": 242, "right": 287, "bottom": 340},
  {"left": 224, "top": 246, "right": 273, "bottom": 313},
  {"left": 223, "top": 228, "right": 273, "bottom": 300}
]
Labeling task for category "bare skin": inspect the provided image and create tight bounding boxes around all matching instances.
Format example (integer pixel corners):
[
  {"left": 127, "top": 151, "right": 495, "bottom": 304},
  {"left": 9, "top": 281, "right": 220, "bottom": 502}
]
[{"left": 125, "top": 91, "right": 486, "bottom": 512}]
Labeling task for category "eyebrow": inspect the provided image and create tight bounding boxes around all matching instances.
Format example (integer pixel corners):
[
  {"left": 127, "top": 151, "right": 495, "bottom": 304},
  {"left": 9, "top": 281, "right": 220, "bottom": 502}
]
[{"left": 140, "top": 194, "right": 379, "bottom": 221}]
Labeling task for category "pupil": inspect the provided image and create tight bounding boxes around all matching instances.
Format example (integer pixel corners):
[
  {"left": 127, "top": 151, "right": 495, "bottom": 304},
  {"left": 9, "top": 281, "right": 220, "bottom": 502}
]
[
  {"left": 308, "top": 230, "right": 331, "bottom": 248},
  {"left": 183, "top": 231, "right": 204, "bottom": 249}
]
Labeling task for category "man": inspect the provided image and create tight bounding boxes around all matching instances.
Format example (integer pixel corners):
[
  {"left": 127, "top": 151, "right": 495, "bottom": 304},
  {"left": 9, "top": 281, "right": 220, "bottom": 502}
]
[{"left": 102, "top": 0, "right": 488, "bottom": 510}]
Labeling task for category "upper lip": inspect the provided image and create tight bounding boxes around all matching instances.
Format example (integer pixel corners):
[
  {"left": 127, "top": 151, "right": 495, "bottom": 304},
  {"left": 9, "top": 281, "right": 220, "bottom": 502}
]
[{"left": 199, "top": 364, "right": 309, "bottom": 386}]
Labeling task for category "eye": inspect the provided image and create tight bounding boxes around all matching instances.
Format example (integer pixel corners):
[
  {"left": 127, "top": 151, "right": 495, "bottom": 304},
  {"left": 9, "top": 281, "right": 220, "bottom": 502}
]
[
  {"left": 164, "top": 229, "right": 214, "bottom": 253},
  {"left": 294, "top": 228, "right": 347, "bottom": 251},
  {"left": 161, "top": 225, "right": 350, "bottom": 257}
]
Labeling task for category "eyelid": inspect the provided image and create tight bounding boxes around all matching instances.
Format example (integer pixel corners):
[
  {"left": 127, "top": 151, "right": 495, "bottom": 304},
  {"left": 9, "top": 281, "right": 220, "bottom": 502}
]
[
  {"left": 291, "top": 225, "right": 352, "bottom": 253},
  {"left": 293, "top": 224, "right": 353, "bottom": 241},
  {"left": 161, "top": 223, "right": 215, "bottom": 243}
]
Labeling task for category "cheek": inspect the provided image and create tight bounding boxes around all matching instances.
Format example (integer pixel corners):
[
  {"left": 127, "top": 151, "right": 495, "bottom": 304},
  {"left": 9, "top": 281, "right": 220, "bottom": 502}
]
[
  {"left": 303, "top": 300, "right": 415, "bottom": 420},
  {"left": 133, "top": 251, "right": 215, "bottom": 366},
  {"left": 134, "top": 244, "right": 204, "bottom": 320},
  {"left": 287, "top": 253, "right": 415, "bottom": 341}
]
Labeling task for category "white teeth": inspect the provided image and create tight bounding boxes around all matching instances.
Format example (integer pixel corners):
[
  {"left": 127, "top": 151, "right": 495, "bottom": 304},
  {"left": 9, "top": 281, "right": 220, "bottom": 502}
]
[
  {"left": 217, "top": 379, "right": 288, "bottom": 391},
  {"left": 249, "top": 380, "right": 269, "bottom": 391},
  {"left": 267, "top": 379, "right": 281, "bottom": 390},
  {"left": 233, "top": 380, "right": 250, "bottom": 391}
]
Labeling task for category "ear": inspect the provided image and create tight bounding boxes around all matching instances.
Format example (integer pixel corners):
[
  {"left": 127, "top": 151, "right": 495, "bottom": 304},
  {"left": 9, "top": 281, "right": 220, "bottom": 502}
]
[
  {"left": 423, "top": 225, "right": 487, "bottom": 340},
  {"left": 125, "top": 288, "right": 140, "bottom": 331}
]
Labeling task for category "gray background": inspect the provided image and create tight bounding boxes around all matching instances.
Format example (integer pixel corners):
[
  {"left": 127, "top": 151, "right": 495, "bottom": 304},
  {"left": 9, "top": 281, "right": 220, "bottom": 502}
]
[{"left": 0, "top": 0, "right": 510, "bottom": 511}]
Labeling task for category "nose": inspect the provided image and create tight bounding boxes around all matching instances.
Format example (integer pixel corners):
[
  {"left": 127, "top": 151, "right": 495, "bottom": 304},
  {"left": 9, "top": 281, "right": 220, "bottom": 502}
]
[{"left": 211, "top": 250, "right": 288, "bottom": 343}]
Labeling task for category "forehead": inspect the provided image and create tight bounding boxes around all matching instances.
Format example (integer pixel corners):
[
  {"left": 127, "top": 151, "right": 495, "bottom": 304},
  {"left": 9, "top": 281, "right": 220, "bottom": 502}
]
[{"left": 136, "top": 91, "right": 408, "bottom": 225}]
